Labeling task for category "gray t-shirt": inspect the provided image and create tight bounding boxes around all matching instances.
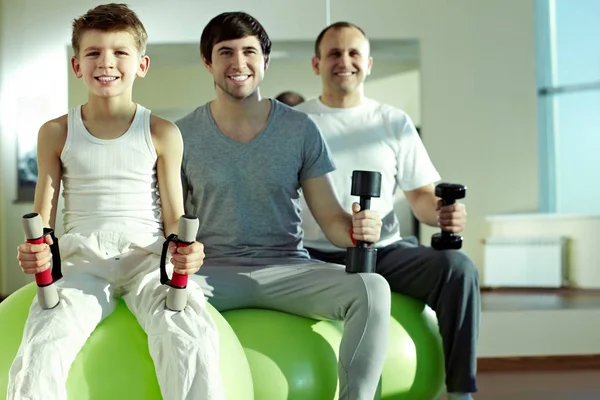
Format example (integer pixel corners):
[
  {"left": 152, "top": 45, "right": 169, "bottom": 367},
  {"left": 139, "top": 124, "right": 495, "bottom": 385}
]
[{"left": 176, "top": 100, "right": 335, "bottom": 261}]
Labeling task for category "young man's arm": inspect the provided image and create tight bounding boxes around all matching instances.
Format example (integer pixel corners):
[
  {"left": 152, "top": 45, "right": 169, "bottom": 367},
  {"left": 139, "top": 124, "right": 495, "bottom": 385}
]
[
  {"left": 301, "top": 174, "right": 382, "bottom": 249},
  {"left": 151, "top": 116, "right": 204, "bottom": 275},
  {"left": 18, "top": 117, "right": 66, "bottom": 275}
]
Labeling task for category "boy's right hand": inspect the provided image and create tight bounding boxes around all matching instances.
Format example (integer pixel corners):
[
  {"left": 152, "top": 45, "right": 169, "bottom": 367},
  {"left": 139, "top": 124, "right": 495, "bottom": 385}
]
[{"left": 17, "top": 234, "right": 54, "bottom": 275}]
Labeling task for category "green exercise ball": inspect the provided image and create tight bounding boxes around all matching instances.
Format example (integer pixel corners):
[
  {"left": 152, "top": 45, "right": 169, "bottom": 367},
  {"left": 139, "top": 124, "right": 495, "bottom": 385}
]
[
  {"left": 0, "top": 282, "right": 254, "bottom": 400},
  {"left": 380, "top": 293, "right": 445, "bottom": 400},
  {"left": 221, "top": 309, "right": 344, "bottom": 400}
]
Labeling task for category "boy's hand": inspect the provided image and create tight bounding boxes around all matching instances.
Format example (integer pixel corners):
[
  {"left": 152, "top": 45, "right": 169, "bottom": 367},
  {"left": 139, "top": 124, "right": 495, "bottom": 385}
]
[
  {"left": 17, "top": 234, "right": 54, "bottom": 275},
  {"left": 168, "top": 241, "right": 205, "bottom": 275},
  {"left": 351, "top": 202, "right": 382, "bottom": 244}
]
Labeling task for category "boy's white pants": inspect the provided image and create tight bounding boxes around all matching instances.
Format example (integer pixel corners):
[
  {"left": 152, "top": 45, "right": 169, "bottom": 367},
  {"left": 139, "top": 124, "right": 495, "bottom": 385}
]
[{"left": 7, "top": 231, "right": 224, "bottom": 400}]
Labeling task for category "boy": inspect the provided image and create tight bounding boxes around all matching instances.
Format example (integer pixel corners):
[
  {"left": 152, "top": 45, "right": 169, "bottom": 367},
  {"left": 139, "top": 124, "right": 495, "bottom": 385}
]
[
  {"left": 10, "top": 4, "right": 224, "bottom": 399},
  {"left": 295, "top": 22, "right": 480, "bottom": 400},
  {"left": 175, "top": 11, "right": 391, "bottom": 400}
]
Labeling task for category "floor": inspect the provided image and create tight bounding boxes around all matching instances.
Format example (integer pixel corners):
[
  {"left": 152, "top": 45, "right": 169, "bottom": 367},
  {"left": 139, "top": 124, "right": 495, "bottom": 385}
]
[
  {"left": 481, "top": 287, "right": 600, "bottom": 311},
  {"left": 470, "top": 370, "right": 600, "bottom": 400},
  {"left": 474, "top": 288, "right": 600, "bottom": 399}
]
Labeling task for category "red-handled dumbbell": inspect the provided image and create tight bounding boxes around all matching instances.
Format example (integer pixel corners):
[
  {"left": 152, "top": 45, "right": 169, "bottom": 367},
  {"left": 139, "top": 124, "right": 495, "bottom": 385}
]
[
  {"left": 160, "top": 215, "right": 200, "bottom": 311},
  {"left": 21, "top": 213, "right": 61, "bottom": 309}
]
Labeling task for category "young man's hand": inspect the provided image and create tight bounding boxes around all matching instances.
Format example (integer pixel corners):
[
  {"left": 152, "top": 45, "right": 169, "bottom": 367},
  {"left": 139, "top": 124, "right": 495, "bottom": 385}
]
[
  {"left": 168, "top": 241, "right": 205, "bottom": 275},
  {"left": 436, "top": 200, "right": 467, "bottom": 233},
  {"left": 17, "top": 235, "right": 54, "bottom": 275},
  {"left": 351, "top": 202, "right": 382, "bottom": 244}
]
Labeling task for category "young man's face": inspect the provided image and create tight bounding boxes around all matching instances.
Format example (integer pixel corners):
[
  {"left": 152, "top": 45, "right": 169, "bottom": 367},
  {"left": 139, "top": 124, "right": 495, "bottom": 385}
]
[
  {"left": 71, "top": 29, "right": 149, "bottom": 99},
  {"left": 204, "top": 35, "right": 268, "bottom": 100},
  {"left": 312, "top": 27, "right": 372, "bottom": 95}
]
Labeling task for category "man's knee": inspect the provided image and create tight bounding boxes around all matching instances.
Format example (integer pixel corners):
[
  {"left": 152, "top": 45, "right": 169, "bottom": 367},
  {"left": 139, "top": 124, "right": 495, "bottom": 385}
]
[
  {"left": 437, "top": 250, "right": 479, "bottom": 285},
  {"left": 356, "top": 273, "right": 392, "bottom": 316}
]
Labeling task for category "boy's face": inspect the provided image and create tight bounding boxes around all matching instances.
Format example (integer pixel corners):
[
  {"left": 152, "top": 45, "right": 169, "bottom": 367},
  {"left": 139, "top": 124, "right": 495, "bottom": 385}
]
[
  {"left": 204, "top": 35, "right": 268, "bottom": 100},
  {"left": 71, "top": 30, "right": 149, "bottom": 99},
  {"left": 312, "top": 27, "right": 372, "bottom": 95}
]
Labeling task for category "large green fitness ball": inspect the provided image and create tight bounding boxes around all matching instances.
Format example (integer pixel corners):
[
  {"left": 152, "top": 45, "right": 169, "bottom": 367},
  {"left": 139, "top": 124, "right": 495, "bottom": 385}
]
[
  {"left": 381, "top": 293, "right": 445, "bottom": 400},
  {"left": 221, "top": 309, "right": 343, "bottom": 400},
  {"left": 222, "top": 293, "right": 445, "bottom": 400},
  {"left": 0, "top": 282, "right": 254, "bottom": 400}
]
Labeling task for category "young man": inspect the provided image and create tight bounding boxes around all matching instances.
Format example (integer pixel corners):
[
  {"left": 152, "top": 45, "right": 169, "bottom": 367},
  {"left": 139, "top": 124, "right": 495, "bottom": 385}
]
[
  {"left": 295, "top": 22, "right": 481, "bottom": 400},
  {"left": 11, "top": 4, "right": 224, "bottom": 399},
  {"left": 174, "top": 11, "right": 391, "bottom": 400}
]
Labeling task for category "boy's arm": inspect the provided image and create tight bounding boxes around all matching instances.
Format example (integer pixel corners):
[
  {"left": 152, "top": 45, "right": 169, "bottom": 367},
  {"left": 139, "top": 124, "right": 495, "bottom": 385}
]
[
  {"left": 17, "top": 117, "right": 66, "bottom": 275},
  {"left": 34, "top": 118, "right": 66, "bottom": 228},
  {"left": 301, "top": 174, "right": 382, "bottom": 249},
  {"left": 151, "top": 116, "right": 186, "bottom": 237},
  {"left": 151, "top": 116, "right": 202, "bottom": 275}
]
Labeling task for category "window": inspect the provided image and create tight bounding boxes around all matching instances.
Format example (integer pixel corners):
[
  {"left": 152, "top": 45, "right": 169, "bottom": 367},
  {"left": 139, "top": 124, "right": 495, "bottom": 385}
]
[{"left": 536, "top": 0, "right": 600, "bottom": 213}]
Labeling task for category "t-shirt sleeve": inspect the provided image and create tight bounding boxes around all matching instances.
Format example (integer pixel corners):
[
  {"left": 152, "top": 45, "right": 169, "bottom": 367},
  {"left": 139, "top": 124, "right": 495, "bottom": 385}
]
[
  {"left": 181, "top": 166, "right": 190, "bottom": 208},
  {"left": 299, "top": 117, "right": 336, "bottom": 182},
  {"left": 394, "top": 112, "right": 441, "bottom": 191},
  {"left": 175, "top": 115, "right": 195, "bottom": 212}
]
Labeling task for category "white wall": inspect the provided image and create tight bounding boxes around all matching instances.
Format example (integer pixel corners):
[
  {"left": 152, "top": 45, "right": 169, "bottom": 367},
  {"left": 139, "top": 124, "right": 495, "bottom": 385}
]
[
  {"left": 68, "top": 59, "right": 421, "bottom": 124},
  {"left": 0, "top": 0, "right": 538, "bottom": 294}
]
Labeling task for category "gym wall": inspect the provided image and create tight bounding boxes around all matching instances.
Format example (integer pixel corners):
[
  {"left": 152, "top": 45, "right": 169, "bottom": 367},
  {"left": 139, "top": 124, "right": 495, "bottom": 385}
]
[{"left": 1, "top": 0, "right": 538, "bottom": 295}]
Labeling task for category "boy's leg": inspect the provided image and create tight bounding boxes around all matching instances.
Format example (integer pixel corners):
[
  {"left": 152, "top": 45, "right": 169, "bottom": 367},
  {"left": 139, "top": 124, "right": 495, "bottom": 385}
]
[
  {"left": 122, "top": 259, "right": 225, "bottom": 400},
  {"left": 8, "top": 273, "right": 116, "bottom": 400},
  {"left": 308, "top": 241, "right": 480, "bottom": 394},
  {"left": 244, "top": 262, "right": 391, "bottom": 400}
]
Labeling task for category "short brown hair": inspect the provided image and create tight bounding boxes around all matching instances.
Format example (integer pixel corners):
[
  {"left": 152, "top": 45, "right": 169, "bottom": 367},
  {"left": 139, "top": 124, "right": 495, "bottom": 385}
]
[
  {"left": 314, "top": 21, "right": 368, "bottom": 57},
  {"left": 200, "top": 12, "right": 271, "bottom": 65},
  {"left": 71, "top": 3, "right": 148, "bottom": 58}
]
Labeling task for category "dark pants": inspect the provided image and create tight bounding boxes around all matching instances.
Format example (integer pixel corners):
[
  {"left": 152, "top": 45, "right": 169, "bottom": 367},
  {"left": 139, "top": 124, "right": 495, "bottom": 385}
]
[{"left": 307, "top": 237, "right": 480, "bottom": 393}]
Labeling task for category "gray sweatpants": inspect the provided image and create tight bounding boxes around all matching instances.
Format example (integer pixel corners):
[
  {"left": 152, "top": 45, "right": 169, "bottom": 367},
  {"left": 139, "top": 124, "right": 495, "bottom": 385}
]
[
  {"left": 190, "top": 258, "right": 392, "bottom": 400},
  {"left": 307, "top": 238, "right": 480, "bottom": 394}
]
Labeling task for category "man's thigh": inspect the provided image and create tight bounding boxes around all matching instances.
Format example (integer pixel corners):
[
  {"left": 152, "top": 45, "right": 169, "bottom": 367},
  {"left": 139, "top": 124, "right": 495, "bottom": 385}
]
[
  {"left": 192, "top": 261, "right": 389, "bottom": 321},
  {"left": 191, "top": 266, "right": 257, "bottom": 312},
  {"left": 376, "top": 240, "right": 476, "bottom": 303},
  {"left": 309, "top": 240, "right": 466, "bottom": 303},
  {"left": 247, "top": 263, "right": 389, "bottom": 322}
]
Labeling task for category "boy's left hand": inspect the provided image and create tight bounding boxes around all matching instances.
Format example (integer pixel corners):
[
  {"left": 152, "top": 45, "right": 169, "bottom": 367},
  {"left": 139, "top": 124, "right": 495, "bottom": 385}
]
[{"left": 168, "top": 241, "right": 205, "bottom": 275}]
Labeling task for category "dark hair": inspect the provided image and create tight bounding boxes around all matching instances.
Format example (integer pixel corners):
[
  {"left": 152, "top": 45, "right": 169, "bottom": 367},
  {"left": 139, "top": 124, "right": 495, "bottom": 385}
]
[
  {"left": 275, "top": 91, "right": 305, "bottom": 106},
  {"left": 314, "top": 21, "right": 368, "bottom": 57},
  {"left": 200, "top": 11, "right": 272, "bottom": 64},
  {"left": 72, "top": 3, "right": 148, "bottom": 58}
]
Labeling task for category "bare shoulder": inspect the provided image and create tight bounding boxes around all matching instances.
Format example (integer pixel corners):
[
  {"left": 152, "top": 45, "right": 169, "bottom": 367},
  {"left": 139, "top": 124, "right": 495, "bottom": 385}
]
[
  {"left": 39, "top": 114, "right": 68, "bottom": 151},
  {"left": 150, "top": 114, "right": 181, "bottom": 139},
  {"left": 150, "top": 114, "right": 182, "bottom": 155}
]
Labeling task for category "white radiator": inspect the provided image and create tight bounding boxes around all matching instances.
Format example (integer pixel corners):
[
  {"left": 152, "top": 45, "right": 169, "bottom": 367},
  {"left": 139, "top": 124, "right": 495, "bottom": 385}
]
[{"left": 483, "top": 236, "right": 568, "bottom": 288}]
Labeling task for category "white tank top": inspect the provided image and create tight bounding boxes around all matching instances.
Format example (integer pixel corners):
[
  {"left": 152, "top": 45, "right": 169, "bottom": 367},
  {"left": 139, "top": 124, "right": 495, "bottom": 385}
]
[{"left": 60, "top": 104, "right": 163, "bottom": 235}]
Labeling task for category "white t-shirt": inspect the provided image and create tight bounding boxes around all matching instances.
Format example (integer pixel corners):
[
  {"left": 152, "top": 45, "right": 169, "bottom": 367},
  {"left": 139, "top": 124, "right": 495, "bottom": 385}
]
[{"left": 294, "top": 97, "right": 441, "bottom": 251}]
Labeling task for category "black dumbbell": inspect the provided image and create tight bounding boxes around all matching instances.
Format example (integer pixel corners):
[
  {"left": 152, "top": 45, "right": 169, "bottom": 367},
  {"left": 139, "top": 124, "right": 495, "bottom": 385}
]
[
  {"left": 431, "top": 183, "right": 467, "bottom": 250},
  {"left": 346, "top": 170, "right": 382, "bottom": 273}
]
